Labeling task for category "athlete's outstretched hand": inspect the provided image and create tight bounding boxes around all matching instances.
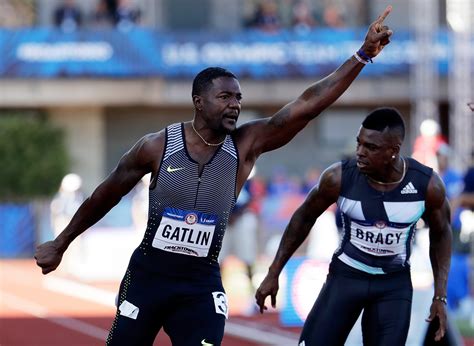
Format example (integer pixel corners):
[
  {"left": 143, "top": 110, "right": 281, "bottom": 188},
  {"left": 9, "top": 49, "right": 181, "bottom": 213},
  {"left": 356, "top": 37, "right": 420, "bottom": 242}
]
[
  {"left": 255, "top": 273, "right": 279, "bottom": 314},
  {"left": 425, "top": 300, "right": 447, "bottom": 341},
  {"left": 34, "top": 240, "right": 64, "bottom": 274},
  {"left": 360, "top": 5, "right": 393, "bottom": 58}
]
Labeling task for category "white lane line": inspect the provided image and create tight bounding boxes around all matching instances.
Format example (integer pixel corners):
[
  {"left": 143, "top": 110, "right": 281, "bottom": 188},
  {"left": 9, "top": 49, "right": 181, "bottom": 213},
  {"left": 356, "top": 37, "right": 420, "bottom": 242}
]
[
  {"left": 43, "top": 276, "right": 116, "bottom": 307},
  {"left": 43, "top": 276, "right": 300, "bottom": 345},
  {"left": 225, "top": 321, "right": 299, "bottom": 345},
  {"left": 2, "top": 292, "right": 108, "bottom": 341}
]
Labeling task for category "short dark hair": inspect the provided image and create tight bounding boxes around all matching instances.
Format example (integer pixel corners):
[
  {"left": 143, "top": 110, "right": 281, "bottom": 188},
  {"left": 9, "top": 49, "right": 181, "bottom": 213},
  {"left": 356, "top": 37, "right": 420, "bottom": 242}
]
[
  {"left": 362, "top": 107, "right": 406, "bottom": 141},
  {"left": 192, "top": 67, "right": 237, "bottom": 96}
]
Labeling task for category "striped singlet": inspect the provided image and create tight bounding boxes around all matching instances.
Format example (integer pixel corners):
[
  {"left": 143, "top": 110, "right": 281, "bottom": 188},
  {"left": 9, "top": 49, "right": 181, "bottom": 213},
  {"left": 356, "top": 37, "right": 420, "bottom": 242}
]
[
  {"left": 130, "top": 123, "right": 239, "bottom": 279},
  {"left": 335, "top": 157, "right": 433, "bottom": 274}
]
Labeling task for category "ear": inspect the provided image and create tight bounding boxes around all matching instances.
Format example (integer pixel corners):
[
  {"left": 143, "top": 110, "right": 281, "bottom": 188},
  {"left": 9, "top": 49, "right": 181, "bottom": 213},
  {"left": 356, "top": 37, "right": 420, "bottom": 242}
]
[
  {"left": 392, "top": 144, "right": 401, "bottom": 156},
  {"left": 193, "top": 95, "right": 202, "bottom": 111}
]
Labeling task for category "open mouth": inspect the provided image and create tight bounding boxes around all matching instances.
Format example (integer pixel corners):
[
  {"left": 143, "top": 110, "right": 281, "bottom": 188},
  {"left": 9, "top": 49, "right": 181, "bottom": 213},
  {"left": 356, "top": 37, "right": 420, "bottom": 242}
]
[{"left": 224, "top": 116, "right": 238, "bottom": 124}]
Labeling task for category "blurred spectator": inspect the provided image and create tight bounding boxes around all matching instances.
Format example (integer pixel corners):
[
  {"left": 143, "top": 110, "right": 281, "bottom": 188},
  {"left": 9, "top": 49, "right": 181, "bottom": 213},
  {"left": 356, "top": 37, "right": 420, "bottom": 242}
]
[
  {"left": 301, "top": 167, "right": 321, "bottom": 194},
  {"left": 53, "top": 0, "right": 82, "bottom": 32},
  {"left": 445, "top": 105, "right": 474, "bottom": 316},
  {"left": 248, "top": 0, "right": 282, "bottom": 33},
  {"left": 322, "top": 4, "right": 345, "bottom": 28},
  {"left": 459, "top": 165, "right": 474, "bottom": 211},
  {"left": 0, "top": 0, "right": 35, "bottom": 28},
  {"left": 105, "top": 0, "right": 118, "bottom": 15},
  {"left": 457, "top": 154, "right": 474, "bottom": 244},
  {"left": 443, "top": 164, "right": 473, "bottom": 338},
  {"left": 462, "top": 104, "right": 474, "bottom": 211},
  {"left": 291, "top": 0, "right": 316, "bottom": 33},
  {"left": 436, "top": 144, "right": 463, "bottom": 201},
  {"left": 267, "top": 167, "right": 301, "bottom": 196},
  {"left": 50, "top": 173, "right": 84, "bottom": 237},
  {"left": 91, "top": 0, "right": 114, "bottom": 28},
  {"left": 412, "top": 119, "right": 447, "bottom": 171},
  {"left": 114, "top": 0, "right": 141, "bottom": 31}
]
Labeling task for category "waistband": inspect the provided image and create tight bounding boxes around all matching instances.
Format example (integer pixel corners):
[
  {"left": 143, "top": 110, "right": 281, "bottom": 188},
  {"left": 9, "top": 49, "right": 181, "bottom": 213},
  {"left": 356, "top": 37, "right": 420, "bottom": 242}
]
[{"left": 330, "top": 257, "right": 411, "bottom": 280}]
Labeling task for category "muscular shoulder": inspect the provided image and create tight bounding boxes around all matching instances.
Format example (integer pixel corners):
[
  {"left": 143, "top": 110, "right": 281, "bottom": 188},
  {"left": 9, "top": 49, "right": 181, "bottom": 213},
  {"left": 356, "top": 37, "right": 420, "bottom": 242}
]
[
  {"left": 425, "top": 171, "right": 447, "bottom": 210},
  {"left": 128, "top": 130, "right": 165, "bottom": 170},
  {"left": 232, "top": 120, "right": 263, "bottom": 157},
  {"left": 319, "top": 162, "right": 342, "bottom": 193}
]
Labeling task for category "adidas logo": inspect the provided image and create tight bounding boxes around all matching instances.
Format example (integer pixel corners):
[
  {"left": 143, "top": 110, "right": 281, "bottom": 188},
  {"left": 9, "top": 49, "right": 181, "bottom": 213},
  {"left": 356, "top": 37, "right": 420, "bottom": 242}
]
[{"left": 401, "top": 182, "right": 418, "bottom": 194}]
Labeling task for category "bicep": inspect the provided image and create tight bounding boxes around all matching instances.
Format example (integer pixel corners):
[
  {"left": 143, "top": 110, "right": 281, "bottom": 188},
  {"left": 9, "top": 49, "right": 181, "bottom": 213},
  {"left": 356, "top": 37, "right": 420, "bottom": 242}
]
[
  {"left": 293, "top": 164, "right": 341, "bottom": 225},
  {"left": 93, "top": 134, "right": 161, "bottom": 200},
  {"left": 423, "top": 198, "right": 451, "bottom": 235},
  {"left": 423, "top": 174, "right": 451, "bottom": 236},
  {"left": 247, "top": 100, "right": 315, "bottom": 156}
]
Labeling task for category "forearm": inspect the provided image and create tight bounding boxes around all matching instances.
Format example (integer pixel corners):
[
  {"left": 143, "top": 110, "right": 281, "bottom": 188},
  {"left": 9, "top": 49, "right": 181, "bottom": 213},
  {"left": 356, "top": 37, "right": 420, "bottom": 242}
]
[
  {"left": 299, "top": 56, "right": 364, "bottom": 117},
  {"left": 429, "top": 227, "right": 452, "bottom": 297},
  {"left": 268, "top": 213, "right": 315, "bottom": 276},
  {"left": 55, "top": 189, "right": 122, "bottom": 251}
]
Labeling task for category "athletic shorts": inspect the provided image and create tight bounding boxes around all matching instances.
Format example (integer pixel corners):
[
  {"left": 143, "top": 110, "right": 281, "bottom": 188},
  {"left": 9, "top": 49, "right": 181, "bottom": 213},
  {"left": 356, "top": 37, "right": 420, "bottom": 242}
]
[
  {"left": 106, "top": 259, "right": 228, "bottom": 346},
  {"left": 299, "top": 258, "right": 413, "bottom": 346}
]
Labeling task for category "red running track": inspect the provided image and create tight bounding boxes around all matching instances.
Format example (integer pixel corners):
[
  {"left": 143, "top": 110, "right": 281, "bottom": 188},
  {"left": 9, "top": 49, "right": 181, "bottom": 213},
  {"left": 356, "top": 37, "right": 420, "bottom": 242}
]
[{"left": 0, "top": 260, "right": 301, "bottom": 346}]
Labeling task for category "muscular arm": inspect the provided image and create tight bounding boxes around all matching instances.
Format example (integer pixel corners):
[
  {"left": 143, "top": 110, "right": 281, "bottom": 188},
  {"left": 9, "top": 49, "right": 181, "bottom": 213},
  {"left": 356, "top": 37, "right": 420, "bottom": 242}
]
[
  {"left": 423, "top": 173, "right": 452, "bottom": 299},
  {"left": 255, "top": 163, "right": 341, "bottom": 312},
  {"left": 268, "top": 164, "right": 341, "bottom": 276},
  {"left": 237, "top": 6, "right": 392, "bottom": 165},
  {"left": 422, "top": 172, "right": 452, "bottom": 341},
  {"left": 35, "top": 132, "right": 164, "bottom": 274}
]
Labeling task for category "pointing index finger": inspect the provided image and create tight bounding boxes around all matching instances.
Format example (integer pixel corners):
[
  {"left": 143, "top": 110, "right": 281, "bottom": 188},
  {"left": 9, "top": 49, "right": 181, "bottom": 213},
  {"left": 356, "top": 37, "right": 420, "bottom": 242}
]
[{"left": 376, "top": 5, "right": 392, "bottom": 23}]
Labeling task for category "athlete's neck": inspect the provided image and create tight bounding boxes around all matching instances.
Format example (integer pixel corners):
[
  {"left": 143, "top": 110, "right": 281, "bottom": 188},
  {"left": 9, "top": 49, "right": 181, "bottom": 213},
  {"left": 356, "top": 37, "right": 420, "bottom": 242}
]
[
  {"left": 191, "top": 121, "right": 226, "bottom": 147},
  {"left": 366, "top": 157, "right": 406, "bottom": 186}
]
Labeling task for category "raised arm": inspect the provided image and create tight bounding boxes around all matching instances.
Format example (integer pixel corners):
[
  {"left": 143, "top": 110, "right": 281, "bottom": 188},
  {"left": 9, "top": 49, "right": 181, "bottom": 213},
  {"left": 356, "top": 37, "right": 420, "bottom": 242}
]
[
  {"left": 255, "top": 162, "right": 341, "bottom": 313},
  {"left": 35, "top": 132, "right": 164, "bottom": 274},
  {"left": 422, "top": 172, "right": 453, "bottom": 342},
  {"left": 240, "top": 6, "right": 392, "bottom": 159}
]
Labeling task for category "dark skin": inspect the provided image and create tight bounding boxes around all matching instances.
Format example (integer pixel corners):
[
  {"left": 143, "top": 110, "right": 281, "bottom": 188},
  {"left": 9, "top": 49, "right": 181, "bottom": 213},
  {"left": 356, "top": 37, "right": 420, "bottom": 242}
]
[
  {"left": 35, "top": 6, "right": 393, "bottom": 276},
  {"left": 255, "top": 125, "right": 452, "bottom": 342}
]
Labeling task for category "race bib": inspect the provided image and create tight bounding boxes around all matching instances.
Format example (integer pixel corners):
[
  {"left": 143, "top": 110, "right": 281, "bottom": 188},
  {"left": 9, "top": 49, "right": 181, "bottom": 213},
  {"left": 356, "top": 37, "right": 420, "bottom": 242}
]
[
  {"left": 350, "top": 220, "right": 408, "bottom": 256},
  {"left": 152, "top": 207, "right": 217, "bottom": 257}
]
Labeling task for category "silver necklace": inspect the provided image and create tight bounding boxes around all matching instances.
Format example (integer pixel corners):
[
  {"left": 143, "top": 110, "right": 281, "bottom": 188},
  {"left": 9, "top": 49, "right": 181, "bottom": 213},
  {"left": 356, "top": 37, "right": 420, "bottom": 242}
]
[
  {"left": 366, "top": 158, "right": 406, "bottom": 185},
  {"left": 191, "top": 121, "right": 226, "bottom": 147}
]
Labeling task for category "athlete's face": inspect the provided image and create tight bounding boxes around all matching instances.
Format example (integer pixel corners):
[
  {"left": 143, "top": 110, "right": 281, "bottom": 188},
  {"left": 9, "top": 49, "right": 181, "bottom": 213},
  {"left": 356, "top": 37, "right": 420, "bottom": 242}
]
[
  {"left": 355, "top": 127, "right": 398, "bottom": 175},
  {"left": 199, "top": 77, "right": 242, "bottom": 134}
]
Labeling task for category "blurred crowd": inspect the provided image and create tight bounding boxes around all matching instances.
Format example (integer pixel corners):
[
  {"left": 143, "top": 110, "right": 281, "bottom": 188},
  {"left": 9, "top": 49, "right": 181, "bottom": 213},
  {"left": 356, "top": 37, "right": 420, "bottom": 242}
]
[
  {"left": 53, "top": 0, "right": 141, "bottom": 32},
  {"left": 243, "top": 0, "right": 365, "bottom": 33},
  {"left": 0, "top": 0, "right": 366, "bottom": 32},
  {"left": 0, "top": 0, "right": 142, "bottom": 31}
]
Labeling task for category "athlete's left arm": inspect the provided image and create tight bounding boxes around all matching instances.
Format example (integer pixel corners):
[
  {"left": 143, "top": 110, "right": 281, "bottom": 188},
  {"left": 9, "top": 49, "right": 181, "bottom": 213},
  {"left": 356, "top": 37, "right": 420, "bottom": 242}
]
[{"left": 422, "top": 172, "right": 453, "bottom": 342}]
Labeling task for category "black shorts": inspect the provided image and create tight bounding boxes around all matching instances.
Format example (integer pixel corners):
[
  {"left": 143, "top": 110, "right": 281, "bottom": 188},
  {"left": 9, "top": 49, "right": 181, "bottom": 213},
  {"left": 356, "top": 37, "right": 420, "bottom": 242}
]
[
  {"left": 300, "top": 258, "right": 413, "bottom": 346},
  {"left": 106, "top": 259, "right": 227, "bottom": 346}
]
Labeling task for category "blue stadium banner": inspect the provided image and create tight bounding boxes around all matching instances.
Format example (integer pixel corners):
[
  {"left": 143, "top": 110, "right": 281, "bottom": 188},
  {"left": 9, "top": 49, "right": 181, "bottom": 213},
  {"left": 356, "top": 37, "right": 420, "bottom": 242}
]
[{"left": 0, "top": 28, "right": 452, "bottom": 78}]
